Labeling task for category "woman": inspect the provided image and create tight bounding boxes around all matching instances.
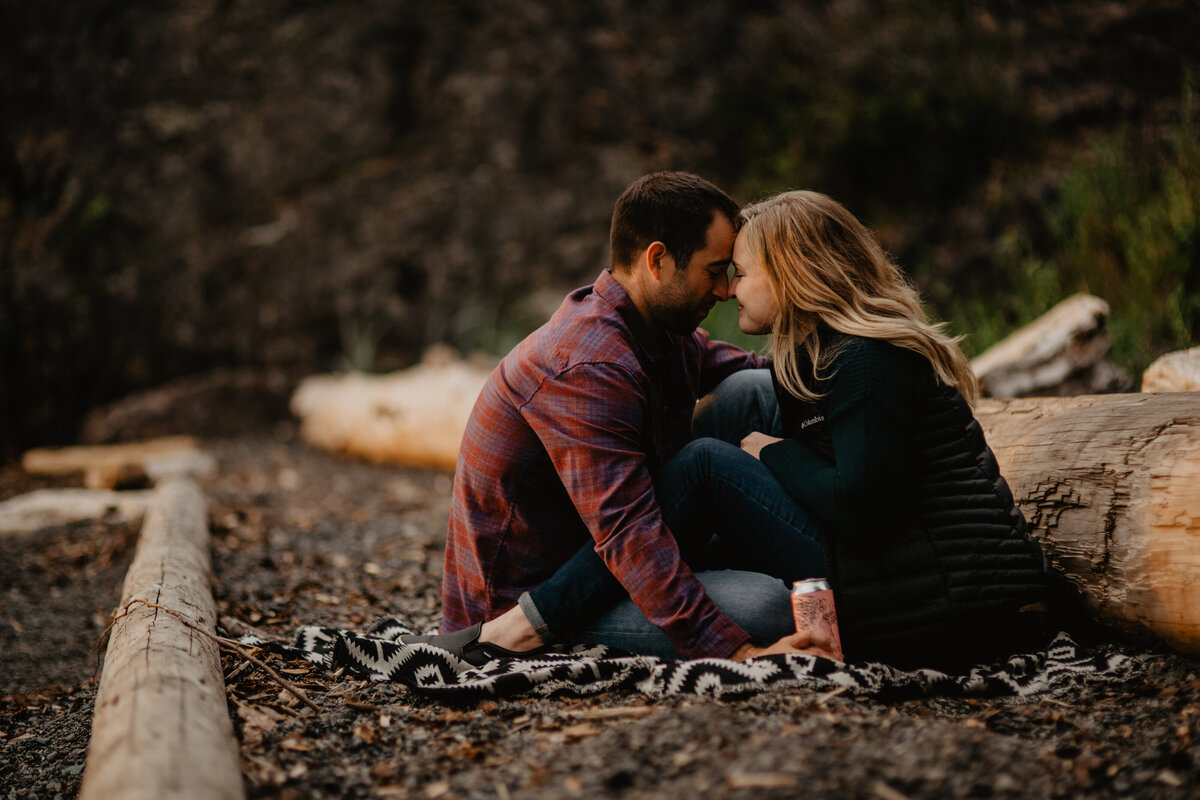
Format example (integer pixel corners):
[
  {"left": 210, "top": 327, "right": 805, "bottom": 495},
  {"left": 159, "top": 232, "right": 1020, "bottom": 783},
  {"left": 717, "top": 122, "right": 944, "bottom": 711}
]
[
  {"left": 408, "top": 190, "right": 1047, "bottom": 669},
  {"left": 725, "top": 190, "right": 1047, "bottom": 668}
]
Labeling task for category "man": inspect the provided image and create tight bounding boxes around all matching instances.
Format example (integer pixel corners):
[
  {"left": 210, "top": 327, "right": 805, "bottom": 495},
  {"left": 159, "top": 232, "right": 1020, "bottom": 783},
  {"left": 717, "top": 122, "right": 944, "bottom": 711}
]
[{"left": 428, "top": 172, "right": 821, "bottom": 661}]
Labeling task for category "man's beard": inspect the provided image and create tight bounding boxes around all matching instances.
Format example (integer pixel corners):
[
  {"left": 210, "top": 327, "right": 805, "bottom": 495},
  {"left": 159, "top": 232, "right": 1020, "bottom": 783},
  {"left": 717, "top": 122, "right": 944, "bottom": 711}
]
[{"left": 646, "top": 286, "right": 712, "bottom": 335}]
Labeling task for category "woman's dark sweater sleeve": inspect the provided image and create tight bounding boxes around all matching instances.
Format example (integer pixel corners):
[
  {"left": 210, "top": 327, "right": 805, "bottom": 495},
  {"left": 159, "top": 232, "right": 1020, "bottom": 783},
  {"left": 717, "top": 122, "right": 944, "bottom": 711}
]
[{"left": 758, "top": 339, "right": 920, "bottom": 539}]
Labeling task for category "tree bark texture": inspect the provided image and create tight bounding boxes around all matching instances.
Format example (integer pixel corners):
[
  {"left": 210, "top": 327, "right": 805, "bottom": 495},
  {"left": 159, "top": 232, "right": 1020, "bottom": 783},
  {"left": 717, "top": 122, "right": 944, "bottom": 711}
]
[
  {"left": 975, "top": 393, "right": 1200, "bottom": 655},
  {"left": 79, "top": 477, "right": 244, "bottom": 800}
]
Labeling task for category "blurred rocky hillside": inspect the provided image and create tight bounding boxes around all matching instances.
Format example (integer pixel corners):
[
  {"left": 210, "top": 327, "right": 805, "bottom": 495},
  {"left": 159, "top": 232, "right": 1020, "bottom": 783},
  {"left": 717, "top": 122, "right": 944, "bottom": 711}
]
[{"left": 2, "top": 0, "right": 1197, "bottom": 455}]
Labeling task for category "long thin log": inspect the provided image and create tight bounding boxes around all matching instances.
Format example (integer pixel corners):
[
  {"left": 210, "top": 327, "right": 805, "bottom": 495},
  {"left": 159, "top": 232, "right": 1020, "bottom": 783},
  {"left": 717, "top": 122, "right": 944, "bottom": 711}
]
[
  {"left": 0, "top": 488, "right": 152, "bottom": 537},
  {"left": 22, "top": 435, "right": 200, "bottom": 473},
  {"left": 79, "top": 477, "right": 244, "bottom": 800},
  {"left": 976, "top": 392, "right": 1200, "bottom": 655}
]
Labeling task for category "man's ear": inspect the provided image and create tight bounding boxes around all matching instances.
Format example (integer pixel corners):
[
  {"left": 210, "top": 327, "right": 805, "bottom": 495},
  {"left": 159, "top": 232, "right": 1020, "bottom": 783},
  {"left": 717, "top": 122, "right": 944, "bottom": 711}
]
[{"left": 643, "top": 241, "right": 673, "bottom": 283}]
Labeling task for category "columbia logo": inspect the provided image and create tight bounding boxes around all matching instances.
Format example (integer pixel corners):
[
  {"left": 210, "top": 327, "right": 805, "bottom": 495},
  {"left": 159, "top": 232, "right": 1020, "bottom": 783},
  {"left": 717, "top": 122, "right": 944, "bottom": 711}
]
[{"left": 801, "top": 415, "right": 825, "bottom": 429}]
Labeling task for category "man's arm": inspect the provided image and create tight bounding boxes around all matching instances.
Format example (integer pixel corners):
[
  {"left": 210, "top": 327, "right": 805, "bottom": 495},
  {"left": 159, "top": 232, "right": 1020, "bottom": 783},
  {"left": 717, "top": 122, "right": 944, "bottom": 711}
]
[{"left": 521, "top": 362, "right": 751, "bottom": 658}]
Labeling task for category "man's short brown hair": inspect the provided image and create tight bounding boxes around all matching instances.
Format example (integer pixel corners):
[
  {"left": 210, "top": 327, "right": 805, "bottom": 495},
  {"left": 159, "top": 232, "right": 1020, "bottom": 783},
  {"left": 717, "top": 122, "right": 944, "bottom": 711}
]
[{"left": 609, "top": 172, "right": 739, "bottom": 273}]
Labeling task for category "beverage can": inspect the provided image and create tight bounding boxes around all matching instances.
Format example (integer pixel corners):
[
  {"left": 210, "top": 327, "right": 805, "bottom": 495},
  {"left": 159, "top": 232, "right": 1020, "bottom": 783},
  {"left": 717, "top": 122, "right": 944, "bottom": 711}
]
[{"left": 790, "top": 578, "right": 843, "bottom": 661}]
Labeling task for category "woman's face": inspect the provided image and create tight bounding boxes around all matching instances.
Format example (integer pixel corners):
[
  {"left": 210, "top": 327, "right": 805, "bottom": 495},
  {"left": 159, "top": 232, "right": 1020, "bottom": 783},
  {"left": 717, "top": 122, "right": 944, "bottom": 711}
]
[{"left": 730, "top": 231, "right": 780, "bottom": 335}]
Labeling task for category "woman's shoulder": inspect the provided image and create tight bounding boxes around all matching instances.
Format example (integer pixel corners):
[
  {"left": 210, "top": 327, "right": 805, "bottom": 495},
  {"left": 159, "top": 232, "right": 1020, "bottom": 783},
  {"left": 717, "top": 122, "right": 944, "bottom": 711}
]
[
  {"left": 830, "top": 335, "right": 926, "bottom": 373},
  {"left": 825, "top": 334, "right": 931, "bottom": 404}
]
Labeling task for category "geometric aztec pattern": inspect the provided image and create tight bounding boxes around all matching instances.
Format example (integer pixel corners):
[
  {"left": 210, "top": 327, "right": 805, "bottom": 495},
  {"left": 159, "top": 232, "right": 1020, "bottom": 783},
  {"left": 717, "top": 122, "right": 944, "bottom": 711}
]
[{"left": 238, "top": 618, "right": 1139, "bottom": 703}]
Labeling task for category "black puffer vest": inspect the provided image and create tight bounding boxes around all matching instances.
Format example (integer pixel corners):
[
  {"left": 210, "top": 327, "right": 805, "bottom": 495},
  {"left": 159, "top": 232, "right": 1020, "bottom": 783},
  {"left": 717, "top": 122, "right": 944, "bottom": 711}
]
[
  {"left": 826, "top": 381, "right": 1047, "bottom": 669},
  {"left": 774, "top": 336, "right": 1048, "bottom": 669}
]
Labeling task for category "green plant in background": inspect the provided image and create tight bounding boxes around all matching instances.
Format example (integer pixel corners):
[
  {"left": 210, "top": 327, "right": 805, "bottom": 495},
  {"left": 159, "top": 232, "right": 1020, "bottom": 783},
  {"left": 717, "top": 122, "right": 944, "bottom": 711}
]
[
  {"left": 940, "top": 83, "right": 1200, "bottom": 376},
  {"left": 724, "top": 1, "right": 1029, "bottom": 230},
  {"left": 715, "top": 77, "right": 1200, "bottom": 378},
  {"left": 1052, "top": 95, "right": 1200, "bottom": 373},
  {"left": 936, "top": 227, "right": 1073, "bottom": 360},
  {"left": 701, "top": 298, "right": 770, "bottom": 354},
  {"left": 337, "top": 314, "right": 385, "bottom": 372}
]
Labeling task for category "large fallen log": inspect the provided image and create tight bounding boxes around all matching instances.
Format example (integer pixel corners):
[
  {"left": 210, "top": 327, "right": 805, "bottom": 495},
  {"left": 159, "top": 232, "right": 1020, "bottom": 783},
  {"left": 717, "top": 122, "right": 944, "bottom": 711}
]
[
  {"left": 291, "top": 348, "right": 492, "bottom": 471},
  {"left": 79, "top": 477, "right": 244, "bottom": 800},
  {"left": 976, "top": 392, "right": 1200, "bottom": 656}
]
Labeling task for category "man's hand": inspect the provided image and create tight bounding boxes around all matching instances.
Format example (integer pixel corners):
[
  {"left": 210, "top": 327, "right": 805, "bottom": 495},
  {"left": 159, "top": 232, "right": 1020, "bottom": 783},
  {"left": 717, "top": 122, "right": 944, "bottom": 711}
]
[
  {"left": 740, "top": 431, "right": 784, "bottom": 460},
  {"left": 730, "top": 629, "right": 840, "bottom": 661}
]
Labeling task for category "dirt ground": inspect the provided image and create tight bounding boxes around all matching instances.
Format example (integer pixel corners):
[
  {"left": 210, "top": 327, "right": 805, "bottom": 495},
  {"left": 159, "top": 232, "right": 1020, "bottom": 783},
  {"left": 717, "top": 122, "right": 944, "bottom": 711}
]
[{"left": 3, "top": 430, "right": 1199, "bottom": 799}]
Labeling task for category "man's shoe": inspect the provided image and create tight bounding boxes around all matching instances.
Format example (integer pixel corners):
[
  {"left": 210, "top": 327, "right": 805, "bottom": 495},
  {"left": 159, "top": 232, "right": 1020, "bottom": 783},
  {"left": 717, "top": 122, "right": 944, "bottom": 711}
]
[{"left": 399, "top": 622, "right": 548, "bottom": 667}]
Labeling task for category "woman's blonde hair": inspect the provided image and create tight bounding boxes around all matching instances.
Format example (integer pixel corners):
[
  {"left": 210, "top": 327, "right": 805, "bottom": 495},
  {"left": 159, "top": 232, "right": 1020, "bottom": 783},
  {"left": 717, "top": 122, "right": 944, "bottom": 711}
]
[{"left": 738, "top": 190, "right": 978, "bottom": 402}]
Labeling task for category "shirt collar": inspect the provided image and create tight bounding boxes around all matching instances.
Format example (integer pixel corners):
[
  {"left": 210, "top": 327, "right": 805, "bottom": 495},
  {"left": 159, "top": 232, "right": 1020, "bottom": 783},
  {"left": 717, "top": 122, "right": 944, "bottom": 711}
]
[{"left": 594, "top": 269, "right": 677, "bottom": 364}]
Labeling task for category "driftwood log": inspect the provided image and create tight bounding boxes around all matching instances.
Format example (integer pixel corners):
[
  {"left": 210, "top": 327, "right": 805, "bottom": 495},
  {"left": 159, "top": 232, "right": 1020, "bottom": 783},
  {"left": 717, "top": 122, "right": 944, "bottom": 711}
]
[
  {"left": 79, "top": 477, "right": 243, "bottom": 800},
  {"left": 0, "top": 488, "right": 152, "bottom": 537},
  {"left": 291, "top": 348, "right": 492, "bottom": 471},
  {"left": 969, "top": 294, "right": 1130, "bottom": 397},
  {"left": 21, "top": 435, "right": 216, "bottom": 489},
  {"left": 976, "top": 392, "right": 1200, "bottom": 656},
  {"left": 1143, "top": 346, "right": 1200, "bottom": 392}
]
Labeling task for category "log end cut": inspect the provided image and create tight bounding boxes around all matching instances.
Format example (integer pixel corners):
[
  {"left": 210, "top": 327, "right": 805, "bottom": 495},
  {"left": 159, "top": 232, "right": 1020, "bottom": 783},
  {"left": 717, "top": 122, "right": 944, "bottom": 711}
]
[{"left": 977, "top": 393, "right": 1200, "bottom": 656}]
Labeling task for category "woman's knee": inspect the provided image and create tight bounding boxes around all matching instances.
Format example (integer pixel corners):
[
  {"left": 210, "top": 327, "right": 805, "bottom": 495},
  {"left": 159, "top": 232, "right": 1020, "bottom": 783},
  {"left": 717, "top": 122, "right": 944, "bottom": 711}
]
[
  {"left": 715, "top": 368, "right": 773, "bottom": 395},
  {"left": 693, "top": 369, "right": 778, "bottom": 440},
  {"left": 658, "top": 437, "right": 740, "bottom": 497},
  {"left": 675, "top": 436, "right": 732, "bottom": 464}
]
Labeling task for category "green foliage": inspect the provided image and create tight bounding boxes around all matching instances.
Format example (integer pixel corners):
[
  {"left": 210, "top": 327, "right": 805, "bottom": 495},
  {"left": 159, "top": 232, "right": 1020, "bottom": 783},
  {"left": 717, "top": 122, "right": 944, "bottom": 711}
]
[
  {"left": 1054, "top": 106, "right": 1200, "bottom": 372},
  {"left": 80, "top": 194, "right": 112, "bottom": 226},
  {"left": 941, "top": 84, "right": 1200, "bottom": 373},
  {"left": 701, "top": 299, "right": 770, "bottom": 354},
  {"left": 337, "top": 315, "right": 384, "bottom": 373},
  {"left": 725, "top": 1, "right": 1031, "bottom": 226}
]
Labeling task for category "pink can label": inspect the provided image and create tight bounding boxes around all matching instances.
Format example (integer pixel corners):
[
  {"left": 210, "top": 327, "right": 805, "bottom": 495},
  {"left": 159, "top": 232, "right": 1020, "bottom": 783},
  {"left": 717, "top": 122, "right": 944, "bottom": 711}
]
[{"left": 791, "top": 580, "right": 844, "bottom": 661}]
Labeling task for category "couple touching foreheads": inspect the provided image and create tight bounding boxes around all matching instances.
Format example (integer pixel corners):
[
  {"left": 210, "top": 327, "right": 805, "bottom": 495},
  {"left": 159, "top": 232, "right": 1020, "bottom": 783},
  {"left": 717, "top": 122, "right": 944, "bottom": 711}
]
[{"left": 405, "top": 172, "right": 1047, "bottom": 670}]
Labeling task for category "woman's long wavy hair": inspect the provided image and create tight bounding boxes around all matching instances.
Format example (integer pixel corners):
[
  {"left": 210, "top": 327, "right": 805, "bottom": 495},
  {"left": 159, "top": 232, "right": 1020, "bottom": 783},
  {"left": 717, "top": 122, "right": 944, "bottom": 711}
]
[{"left": 738, "top": 190, "right": 978, "bottom": 403}]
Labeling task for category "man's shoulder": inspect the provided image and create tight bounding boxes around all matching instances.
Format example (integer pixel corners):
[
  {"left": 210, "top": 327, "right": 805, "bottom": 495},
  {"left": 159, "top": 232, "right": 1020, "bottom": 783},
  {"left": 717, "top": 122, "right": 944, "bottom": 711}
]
[
  {"left": 522, "top": 286, "right": 642, "bottom": 375},
  {"left": 481, "top": 287, "right": 641, "bottom": 413}
]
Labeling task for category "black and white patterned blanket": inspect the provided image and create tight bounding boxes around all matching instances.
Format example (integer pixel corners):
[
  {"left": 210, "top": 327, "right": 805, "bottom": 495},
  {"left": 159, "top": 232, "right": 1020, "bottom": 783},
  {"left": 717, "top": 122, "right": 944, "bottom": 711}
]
[{"left": 238, "top": 617, "right": 1139, "bottom": 702}]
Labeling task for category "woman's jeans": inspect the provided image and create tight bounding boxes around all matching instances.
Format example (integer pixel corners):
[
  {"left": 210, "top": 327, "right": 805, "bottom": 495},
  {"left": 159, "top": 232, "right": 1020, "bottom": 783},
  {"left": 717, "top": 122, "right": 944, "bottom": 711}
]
[{"left": 519, "top": 369, "right": 824, "bottom": 659}]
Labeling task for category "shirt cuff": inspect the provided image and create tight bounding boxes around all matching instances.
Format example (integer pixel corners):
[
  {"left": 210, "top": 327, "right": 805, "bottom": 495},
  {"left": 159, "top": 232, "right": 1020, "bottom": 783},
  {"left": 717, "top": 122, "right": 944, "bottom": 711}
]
[{"left": 676, "top": 611, "right": 752, "bottom": 660}]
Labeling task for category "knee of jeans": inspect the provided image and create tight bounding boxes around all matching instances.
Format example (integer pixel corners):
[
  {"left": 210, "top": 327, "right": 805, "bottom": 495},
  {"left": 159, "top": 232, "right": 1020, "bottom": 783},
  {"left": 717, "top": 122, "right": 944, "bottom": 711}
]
[
  {"left": 676, "top": 436, "right": 728, "bottom": 465},
  {"left": 694, "top": 369, "right": 777, "bottom": 440},
  {"left": 713, "top": 369, "right": 772, "bottom": 397},
  {"left": 699, "top": 571, "right": 794, "bottom": 643},
  {"left": 664, "top": 438, "right": 738, "bottom": 491}
]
